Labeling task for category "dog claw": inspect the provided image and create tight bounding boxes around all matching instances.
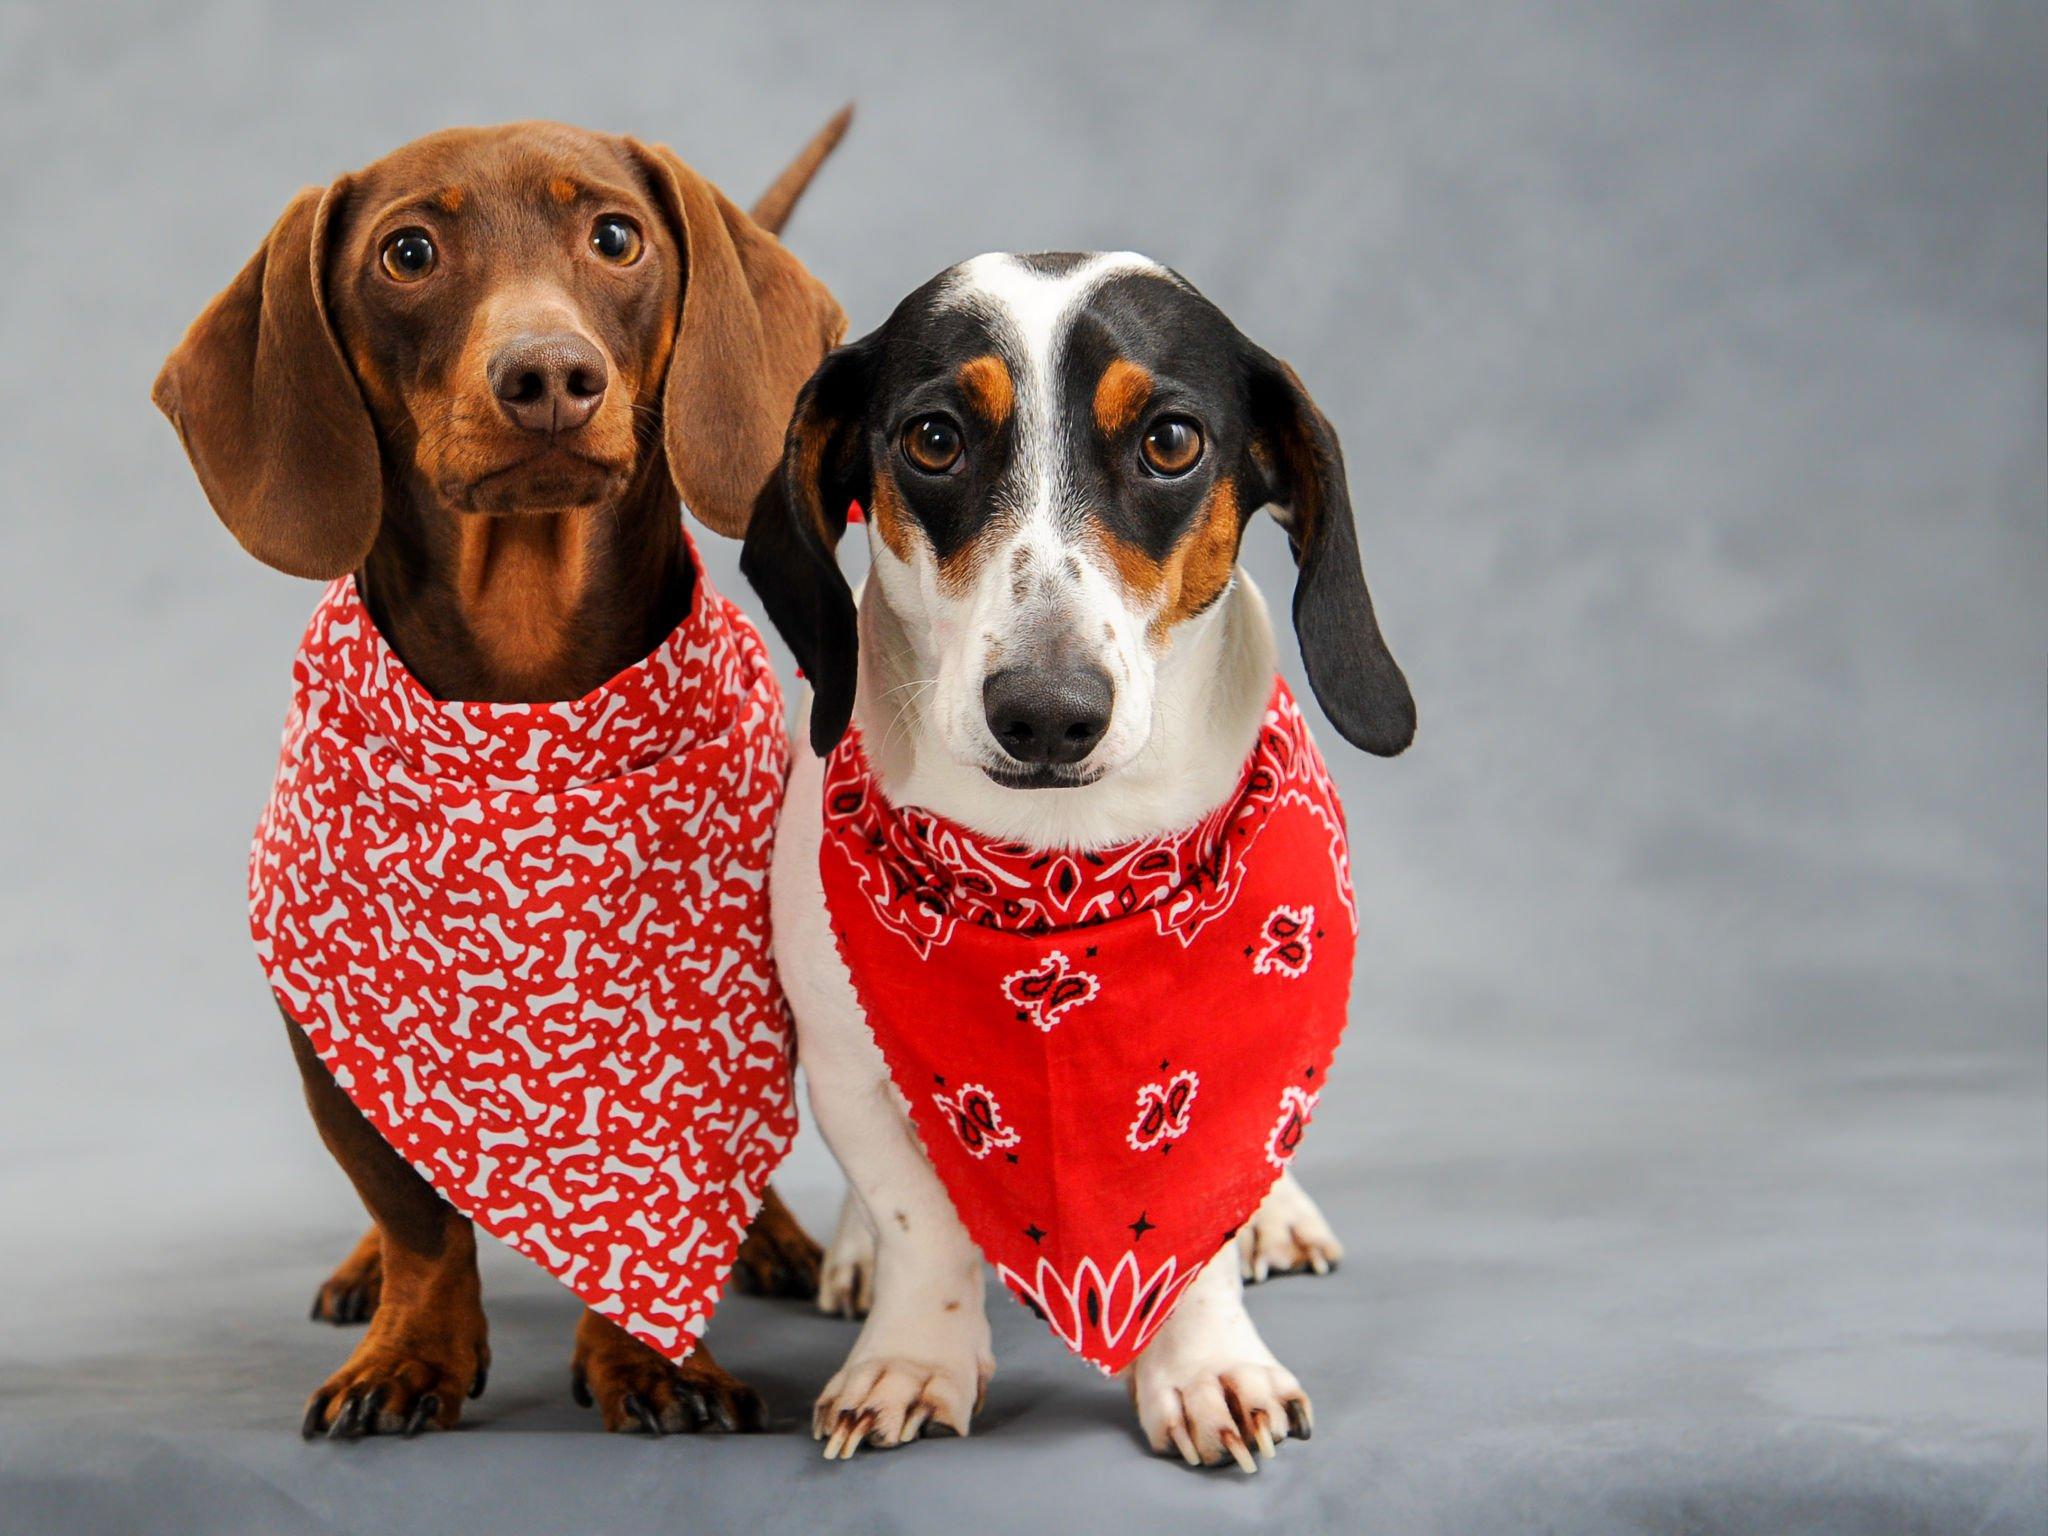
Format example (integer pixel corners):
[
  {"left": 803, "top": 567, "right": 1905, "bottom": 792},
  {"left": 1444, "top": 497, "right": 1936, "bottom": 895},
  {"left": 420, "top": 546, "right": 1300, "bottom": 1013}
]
[
  {"left": 468, "top": 1363, "right": 488, "bottom": 1400},
  {"left": 1285, "top": 1398, "right": 1312, "bottom": 1441},
  {"left": 327, "top": 1387, "right": 371, "bottom": 1440},
  {"left": 623, "top": 1392, "right": 664, "bottom": 1438},
  {"left": 702, "top": 1391, "right": 738, "bottom": 1434},
  {"left": 1168, "top": 1423, "right": 1201, "bottom": 1467},
  {"left": 570, "top": 1370, "right": 592, "bottom": 1408},
  {"left": 300, "top": 1392, "right": 331, "bottom": 1441},
  {"left": 1251, "top": 1412, "right": 1277, "bottom": 1460},
  {"left": 1220, "top": 1429, "right": 1258, "bottom": 1474},
  {"left": 309, "top": 1281, "right": 375, "bottom": 1326},
  {"left": 401, "top": 1394, "right": 437, "bottom": 1438},
  {"left": 824, "top": 1407, "right": 876, "bottom": 1460}
]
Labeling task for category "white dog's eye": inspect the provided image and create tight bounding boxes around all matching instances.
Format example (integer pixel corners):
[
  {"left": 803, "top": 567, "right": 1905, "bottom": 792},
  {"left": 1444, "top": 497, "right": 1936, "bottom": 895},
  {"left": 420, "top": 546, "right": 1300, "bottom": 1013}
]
[
  {"left": 1139, "top": 416, "right": 1203, "bottom": 477},
  {"left": 901, "top": 414, "right": 965, "bottom": 475}
]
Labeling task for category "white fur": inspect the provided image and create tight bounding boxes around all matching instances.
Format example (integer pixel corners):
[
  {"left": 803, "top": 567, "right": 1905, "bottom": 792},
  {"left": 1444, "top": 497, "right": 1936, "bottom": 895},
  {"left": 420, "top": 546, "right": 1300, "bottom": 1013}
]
[
  {"left": 775, "top": 254, "right": 1337, "bottom": 1469},
  {"left": 868, "top": 253, "right": 1193, "bottom": 805}
]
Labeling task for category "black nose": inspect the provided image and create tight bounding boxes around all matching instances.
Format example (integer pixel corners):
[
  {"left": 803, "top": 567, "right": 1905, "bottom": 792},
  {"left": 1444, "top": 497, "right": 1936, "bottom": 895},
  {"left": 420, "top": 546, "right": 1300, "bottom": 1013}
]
[
  {"left": 489, "top": 333, "right": 608, "bottom": 435},
  {"left": 983, "top": 666, "right": 1114, "bottom": 767}
]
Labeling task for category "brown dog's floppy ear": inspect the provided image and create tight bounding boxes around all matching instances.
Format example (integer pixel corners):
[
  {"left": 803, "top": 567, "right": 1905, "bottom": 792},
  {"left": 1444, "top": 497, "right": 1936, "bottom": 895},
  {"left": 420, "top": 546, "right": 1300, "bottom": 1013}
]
[
  {"left": 740, "top": 338, "right": 874, "bottom": 756},
  {"left": 152, "top": 182, "right": 381, "bottom": 579},
  {"left": 1244, "top": 347, "right": 1416, "bottom": 756},
  {"left": 628, "top": 139, "right": 848, "bottom": 538}
]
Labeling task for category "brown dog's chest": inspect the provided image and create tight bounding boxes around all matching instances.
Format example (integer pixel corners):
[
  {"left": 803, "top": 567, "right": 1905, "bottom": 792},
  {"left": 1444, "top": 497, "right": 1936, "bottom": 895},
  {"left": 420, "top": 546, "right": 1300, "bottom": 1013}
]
[{"left": 359, "top": 477, "right": 694, "bottom": 705}]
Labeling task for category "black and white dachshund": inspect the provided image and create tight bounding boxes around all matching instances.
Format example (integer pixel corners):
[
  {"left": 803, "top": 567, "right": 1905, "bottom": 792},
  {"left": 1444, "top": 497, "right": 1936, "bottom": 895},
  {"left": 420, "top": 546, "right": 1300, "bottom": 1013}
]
[{"left": 742, "top": 252, "right": 1414, "bottom": 1468}]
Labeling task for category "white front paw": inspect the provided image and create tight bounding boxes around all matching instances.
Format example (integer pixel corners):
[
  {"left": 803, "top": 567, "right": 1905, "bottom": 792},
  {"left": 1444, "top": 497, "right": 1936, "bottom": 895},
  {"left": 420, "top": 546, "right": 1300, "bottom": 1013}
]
[
  {"left": 817, "top": 1204, "right": 877, "bottom": 1319},
  {"left": 813, "top": 1321, "right": 992, "bottom": 1459},
  {"left": 1238, "top": 1174, "right": 1345, "bottom": 1283},
  {"left": 1129, "top": 1349, "right": 1312, "bottom": 1473}
]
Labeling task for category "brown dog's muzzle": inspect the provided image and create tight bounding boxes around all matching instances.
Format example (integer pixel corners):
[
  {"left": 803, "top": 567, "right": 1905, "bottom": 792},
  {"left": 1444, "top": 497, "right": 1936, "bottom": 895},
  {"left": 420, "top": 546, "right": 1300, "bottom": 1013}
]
[{"left": 489, "top": 331, "right": 609, "bottom": 436}]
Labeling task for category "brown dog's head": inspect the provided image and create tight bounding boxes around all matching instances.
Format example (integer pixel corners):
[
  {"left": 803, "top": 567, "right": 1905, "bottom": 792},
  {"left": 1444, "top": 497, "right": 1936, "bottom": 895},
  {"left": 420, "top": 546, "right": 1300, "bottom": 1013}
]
[{"left": 154, "top": 121, "right": 846, "bottom": 578}]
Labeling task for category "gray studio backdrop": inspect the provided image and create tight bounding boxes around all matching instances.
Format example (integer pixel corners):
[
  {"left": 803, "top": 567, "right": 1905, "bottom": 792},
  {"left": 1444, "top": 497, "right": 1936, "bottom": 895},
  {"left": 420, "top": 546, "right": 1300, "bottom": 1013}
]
[{"left": 1, "top": 3, "right": 2042, "bottom": 1534}]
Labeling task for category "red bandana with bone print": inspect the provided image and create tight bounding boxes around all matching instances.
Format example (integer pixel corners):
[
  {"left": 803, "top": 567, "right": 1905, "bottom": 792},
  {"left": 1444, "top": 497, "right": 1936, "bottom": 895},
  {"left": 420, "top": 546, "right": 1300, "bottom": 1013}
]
[
  {"left": 820, "top": 678, "right": 1354, "bottom": 1374},
  {"left": 250, "top": 536, "right": 794, "bottom": 1365}
]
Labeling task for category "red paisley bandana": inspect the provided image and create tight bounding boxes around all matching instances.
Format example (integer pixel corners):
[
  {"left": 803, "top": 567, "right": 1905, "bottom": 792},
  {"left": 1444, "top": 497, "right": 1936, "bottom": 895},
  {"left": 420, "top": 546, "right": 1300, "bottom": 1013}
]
[
  {"left": 820, "top": 679, "right": 1355, "bottom": 1374},
  {"left": 251, "top": 536, "right": 793, "bottom": 1363}
]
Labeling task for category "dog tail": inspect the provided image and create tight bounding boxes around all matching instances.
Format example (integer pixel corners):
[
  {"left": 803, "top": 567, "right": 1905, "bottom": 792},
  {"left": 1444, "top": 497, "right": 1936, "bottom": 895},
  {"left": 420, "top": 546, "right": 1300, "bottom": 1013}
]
[{"left": 751, "top": 104, "right": 853, "bottom": 236}]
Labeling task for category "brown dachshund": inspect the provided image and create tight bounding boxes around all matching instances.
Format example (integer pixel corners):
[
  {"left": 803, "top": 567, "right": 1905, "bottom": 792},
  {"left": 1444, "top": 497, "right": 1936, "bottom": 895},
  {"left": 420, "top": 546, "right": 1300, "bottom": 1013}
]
[{"left": 153, "top": 114, "right": 850, "bottom": 1439}]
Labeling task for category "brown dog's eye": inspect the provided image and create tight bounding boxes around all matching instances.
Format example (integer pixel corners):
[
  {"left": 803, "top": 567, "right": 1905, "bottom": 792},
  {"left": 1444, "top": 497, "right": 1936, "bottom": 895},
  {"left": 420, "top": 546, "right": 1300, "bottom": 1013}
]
[
  {"left": 901, "top": 415, "right": 964, "bottom": 475},
  {"left": 590, "top": 216, "right": 644, "bottom": 265},
  {"left": 1139, "top": 416, "right": 1203, "bottom": 477},
  {"left": 379, "top": 229, "right": 437, "bottom": 282}
]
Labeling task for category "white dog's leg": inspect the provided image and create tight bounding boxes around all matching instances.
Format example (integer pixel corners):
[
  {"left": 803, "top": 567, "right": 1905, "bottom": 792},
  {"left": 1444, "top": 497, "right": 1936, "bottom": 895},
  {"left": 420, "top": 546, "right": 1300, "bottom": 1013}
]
[
  {"left": 1127, "top": 1246, "right": 1312, "bottom": 1472},
  {"left": 1237, "top": 1170, "right": 1345, "bottom": 1282},
  {"left": 774, "top": 747, "right": 993, "bottom": 1458},
  {"left": 800, "top": 1037, "right": 992, "bottom": 1457},
  {"left": 816, "top": 1189, "right": 877, "bottom": 1319}
]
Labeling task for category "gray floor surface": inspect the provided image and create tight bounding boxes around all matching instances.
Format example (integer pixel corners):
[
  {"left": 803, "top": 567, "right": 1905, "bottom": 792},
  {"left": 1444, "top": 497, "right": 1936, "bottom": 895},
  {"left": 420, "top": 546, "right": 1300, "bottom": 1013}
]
[{"left": 2, "top": 2, "right": 2043, "bottom": 1533}]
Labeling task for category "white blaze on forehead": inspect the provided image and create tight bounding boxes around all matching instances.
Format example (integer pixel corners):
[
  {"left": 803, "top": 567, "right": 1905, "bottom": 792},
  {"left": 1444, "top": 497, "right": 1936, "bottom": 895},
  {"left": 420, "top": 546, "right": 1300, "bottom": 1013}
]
[
  {"left": 939, "top": 252, "right": 1167, "bottom": 527},
  {"left": 866, "top": 252, "right": 1190, "bottom": 813}
]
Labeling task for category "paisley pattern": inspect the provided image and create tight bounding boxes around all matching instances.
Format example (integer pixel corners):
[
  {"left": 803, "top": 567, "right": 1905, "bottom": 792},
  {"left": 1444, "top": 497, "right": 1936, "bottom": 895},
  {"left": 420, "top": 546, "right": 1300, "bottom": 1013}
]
[
  {"left": 1001, "top": 951, "right": 1099, "bottom": 1031},
  {"left": 932, "top": 1083, "right": 1022, "bottom": 1158},
  {"left": 250, "top": 538, "right": 794, "bottom": 1363},
  {"left": 1254, "top": 905, "right": 1316, "bottom": 979},
  {"left": 1126, "top": 1070, "right": 1200, "bottom": 1153},
  {"left": 823, "top": 677, "right": 1356, "bottom": 1373},
  {"left": 1265, "top": 1086, "right": 1319, "bottom": 1169}
]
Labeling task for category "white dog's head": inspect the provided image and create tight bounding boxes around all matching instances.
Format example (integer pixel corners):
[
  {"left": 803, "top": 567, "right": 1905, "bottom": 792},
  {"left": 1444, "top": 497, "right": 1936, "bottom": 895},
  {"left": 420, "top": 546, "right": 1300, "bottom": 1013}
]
[{"left": 743, "top": 252, "right": 1413, "bottom": 784}]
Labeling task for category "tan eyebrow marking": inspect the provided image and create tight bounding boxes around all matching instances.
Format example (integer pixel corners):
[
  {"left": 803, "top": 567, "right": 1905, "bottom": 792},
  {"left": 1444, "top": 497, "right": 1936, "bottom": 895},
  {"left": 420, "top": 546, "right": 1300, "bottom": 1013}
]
[
  {"left": 1093, "top": 357, "right": 1153, "bottom": 436},
  {"left": 433, "top": 186, "right": 465, "bottom": 215},
  {"left": 549, "top": 176, "right": 581, "bottom": 205},
  {"left": 956, "top": 354, "right": 1014, "bottom": 427}
]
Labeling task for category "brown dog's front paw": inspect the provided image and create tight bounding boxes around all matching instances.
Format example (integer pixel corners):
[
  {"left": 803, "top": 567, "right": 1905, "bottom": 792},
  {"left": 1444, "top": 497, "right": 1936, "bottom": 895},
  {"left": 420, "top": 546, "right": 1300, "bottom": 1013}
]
[
  {"left": 572, "top": 1311, "right": 766, "bottom": 1435},
  {"left": 302, "top": 1332, "right": 489, "bottom": 1441},
  {"left": 309, "top": 1228, "right": 383, "bottom": 1324},
  {"left": 731, "top": 1184, "right": 824, "bottom": 1300}
]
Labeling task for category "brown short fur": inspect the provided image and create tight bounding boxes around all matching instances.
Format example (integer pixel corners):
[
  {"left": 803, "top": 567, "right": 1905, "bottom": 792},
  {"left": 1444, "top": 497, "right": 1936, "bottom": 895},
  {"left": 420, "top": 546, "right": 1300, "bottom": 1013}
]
[{"left": 156, "top": 114, "right": 850, "bottom": 1437}]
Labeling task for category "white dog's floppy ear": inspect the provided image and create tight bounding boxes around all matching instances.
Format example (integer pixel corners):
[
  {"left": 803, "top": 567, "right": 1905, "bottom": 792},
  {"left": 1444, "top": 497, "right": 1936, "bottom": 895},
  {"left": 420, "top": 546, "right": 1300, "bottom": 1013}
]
[
  {"left": 1244, "top": 347, "right": 1416, "bottom": 756},
  {"left": 740, "top": 337, "right": 875, "bottom": 755}
]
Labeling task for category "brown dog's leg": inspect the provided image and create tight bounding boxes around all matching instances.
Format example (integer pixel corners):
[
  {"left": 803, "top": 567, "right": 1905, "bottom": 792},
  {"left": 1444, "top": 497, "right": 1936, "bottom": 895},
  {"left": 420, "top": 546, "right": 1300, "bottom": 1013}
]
[
  {"left": 313, "top": 1183, "right": 820, "bottom": 1325},
  {"left": 571, "top": 1310, "right": 766, "bottom": 1434},
  {"left": 731, "top": 1184, "right": 825, "bottom": 1299},
  {"left": 286, "top": 1017, "right": 489, "bottom": 1438},
  {"left": 309, "top": 1226, "right": 382, "bottom": 1324}
]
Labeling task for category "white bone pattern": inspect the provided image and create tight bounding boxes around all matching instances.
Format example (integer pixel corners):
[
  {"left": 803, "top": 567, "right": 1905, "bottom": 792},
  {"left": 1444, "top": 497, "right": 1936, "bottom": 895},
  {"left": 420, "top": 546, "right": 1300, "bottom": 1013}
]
[{"left": 251, "top": 559, "right": 794, "bottom": 1361}]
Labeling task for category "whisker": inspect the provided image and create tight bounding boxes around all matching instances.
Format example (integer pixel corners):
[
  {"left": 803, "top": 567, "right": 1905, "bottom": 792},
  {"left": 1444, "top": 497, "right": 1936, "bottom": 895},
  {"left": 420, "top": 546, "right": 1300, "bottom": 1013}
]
[{"left": 876, "top": 677, "right": 937, "bottom": 758}]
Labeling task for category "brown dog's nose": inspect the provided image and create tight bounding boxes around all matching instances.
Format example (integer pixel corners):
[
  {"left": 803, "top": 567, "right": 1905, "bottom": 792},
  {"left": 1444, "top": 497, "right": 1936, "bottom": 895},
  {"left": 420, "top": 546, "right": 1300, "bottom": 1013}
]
[{"left": 489, "top": 333, "right": 608, "bottom": 435}]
